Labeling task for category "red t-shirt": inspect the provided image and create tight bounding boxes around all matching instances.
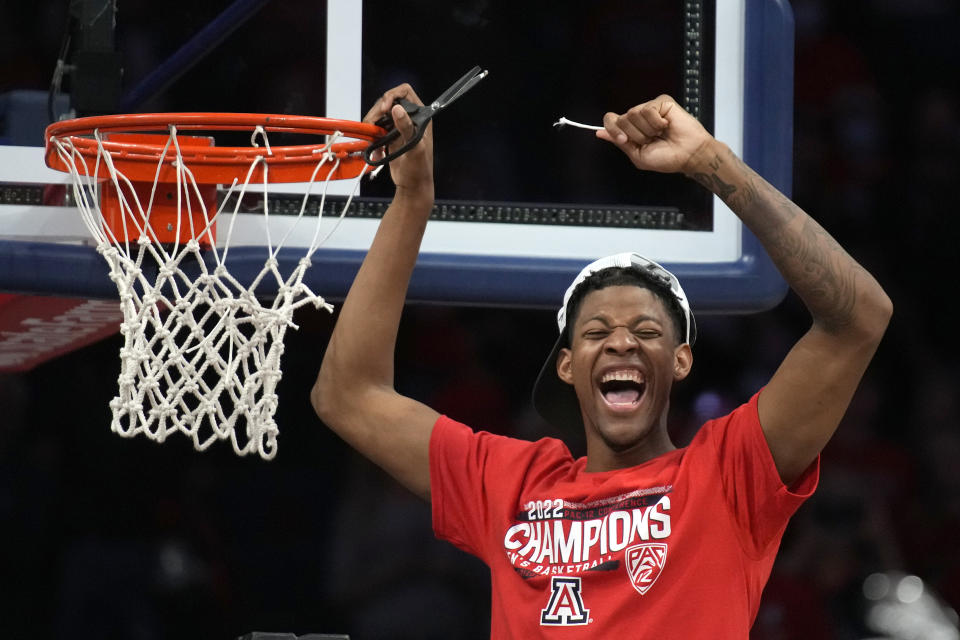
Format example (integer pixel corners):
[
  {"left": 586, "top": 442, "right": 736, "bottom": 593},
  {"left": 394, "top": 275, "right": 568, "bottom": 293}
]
[{"left": 430, "top": 392, "right": 819, "bottom": 638}]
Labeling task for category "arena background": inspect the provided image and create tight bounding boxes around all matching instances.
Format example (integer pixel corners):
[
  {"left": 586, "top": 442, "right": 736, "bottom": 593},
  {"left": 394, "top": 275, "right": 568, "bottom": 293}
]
[{"left": 1, "top": 1, "right": 959, "bottom": 638}]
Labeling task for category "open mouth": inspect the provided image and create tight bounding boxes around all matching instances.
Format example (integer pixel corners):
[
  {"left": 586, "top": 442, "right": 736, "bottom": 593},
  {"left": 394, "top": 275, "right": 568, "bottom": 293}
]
[{"left": 598, "top": 369, "right": 646, "bottom": 408}]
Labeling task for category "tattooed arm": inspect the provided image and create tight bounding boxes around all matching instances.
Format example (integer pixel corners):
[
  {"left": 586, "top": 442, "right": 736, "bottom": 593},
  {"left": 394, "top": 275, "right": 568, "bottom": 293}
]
[{"left": 599, "top": 95, "right": 892, "bottom": 485}]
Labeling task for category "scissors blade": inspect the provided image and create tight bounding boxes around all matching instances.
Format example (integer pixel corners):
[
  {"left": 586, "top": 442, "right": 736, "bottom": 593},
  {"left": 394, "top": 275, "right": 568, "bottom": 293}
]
[{"left": 432, "top": 66, "right": 489, "bottom": 112}]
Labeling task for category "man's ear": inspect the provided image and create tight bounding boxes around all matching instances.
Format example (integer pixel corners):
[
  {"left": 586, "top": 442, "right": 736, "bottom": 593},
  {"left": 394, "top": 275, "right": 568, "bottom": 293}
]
[
  {"left": 557, "top": 347, "right": 574, "bottom": 385},
  {"left": 673, "top": 343, "right": 693, "bottom": 381}
]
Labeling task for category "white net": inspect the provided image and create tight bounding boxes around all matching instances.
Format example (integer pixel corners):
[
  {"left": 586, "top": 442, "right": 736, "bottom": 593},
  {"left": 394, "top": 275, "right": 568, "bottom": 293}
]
[{"left": 49, "top": 124, "right": 374, "bottom": 459}]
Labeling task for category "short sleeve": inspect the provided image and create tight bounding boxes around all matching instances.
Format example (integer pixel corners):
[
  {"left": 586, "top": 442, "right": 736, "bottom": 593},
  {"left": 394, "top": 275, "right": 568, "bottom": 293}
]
[
  {"left": 429, "top": 415, "right": 572, "bottom": 561},
  {"left": 429, "top": 416, "right": 490, "bottom": 557},
  {"left": 702, "top": 392, "right": 819, "bottom": 556}
]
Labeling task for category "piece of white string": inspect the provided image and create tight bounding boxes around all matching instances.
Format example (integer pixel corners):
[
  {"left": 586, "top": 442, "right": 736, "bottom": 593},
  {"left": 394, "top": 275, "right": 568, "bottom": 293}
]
[
  {"left": 553, "top": 117, "right": 603, "bottom": 131},
  {"left": 251, "top": 125, "right": 273, "bottom": 155}
]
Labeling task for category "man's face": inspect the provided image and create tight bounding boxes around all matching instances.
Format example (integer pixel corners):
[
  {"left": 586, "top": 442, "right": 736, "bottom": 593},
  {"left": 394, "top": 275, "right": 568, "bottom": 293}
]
[{"left": 557, "top": 285, "right": 692, "bottom": 464}]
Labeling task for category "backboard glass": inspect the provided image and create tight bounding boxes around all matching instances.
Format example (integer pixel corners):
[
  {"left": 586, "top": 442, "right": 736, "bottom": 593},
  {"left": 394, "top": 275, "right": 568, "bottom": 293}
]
[{"left": 0, "top": 0, "right": 794, "bottom": 313}]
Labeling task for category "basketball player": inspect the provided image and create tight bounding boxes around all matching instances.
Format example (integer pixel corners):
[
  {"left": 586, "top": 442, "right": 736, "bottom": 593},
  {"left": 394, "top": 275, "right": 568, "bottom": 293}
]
[{"left": 312, "top": 84, "right": 891, "bottom": 636}]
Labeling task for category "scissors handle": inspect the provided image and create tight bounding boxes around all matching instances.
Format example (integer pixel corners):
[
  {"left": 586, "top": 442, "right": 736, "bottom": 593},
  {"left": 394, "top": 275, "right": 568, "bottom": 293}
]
[{"left": 363, "top": 99, "right": 434, "bottom": 166}]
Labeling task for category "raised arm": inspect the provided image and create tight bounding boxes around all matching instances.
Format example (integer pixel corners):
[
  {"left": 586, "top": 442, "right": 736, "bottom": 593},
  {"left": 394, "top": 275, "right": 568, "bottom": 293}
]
[
  {"left": 599, "top": 95, "right": 892, "bottom": 485},
  {"left": 311, "top": 84, "right": 440, "bottom": 501}
]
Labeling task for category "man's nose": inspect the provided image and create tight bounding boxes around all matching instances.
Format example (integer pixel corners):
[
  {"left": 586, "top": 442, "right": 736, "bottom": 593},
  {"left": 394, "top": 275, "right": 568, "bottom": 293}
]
[{"left": 604, "top": 326, "right": 638, "bottom": 353}]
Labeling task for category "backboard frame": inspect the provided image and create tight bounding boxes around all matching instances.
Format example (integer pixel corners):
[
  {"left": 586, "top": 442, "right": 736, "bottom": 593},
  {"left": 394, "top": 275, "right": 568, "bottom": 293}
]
[{"left": 0, "top": 0, "right": 793, "bottom": 313}]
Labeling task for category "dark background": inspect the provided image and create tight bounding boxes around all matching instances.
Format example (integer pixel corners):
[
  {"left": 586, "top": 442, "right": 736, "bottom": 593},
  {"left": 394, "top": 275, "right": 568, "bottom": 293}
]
[{"left": 1, "top": 1, "right": 959, "bottom": 638}]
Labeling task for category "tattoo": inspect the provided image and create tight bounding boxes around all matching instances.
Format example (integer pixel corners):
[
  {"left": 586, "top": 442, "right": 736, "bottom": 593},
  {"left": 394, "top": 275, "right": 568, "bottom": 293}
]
[
  {"left": 691, "top": 170, "right": 737, "bottom": 201},
  {"left": 789, "top": 218, "right": 861, "bottom": 331},
  {"left": 726, "top": 153, "right": 763, "bottom": 212},
  {"left": 696, "top": 147, "right": 860, "bottom": 332},
  {"left": 757, "top": 180, "right": 860, "bottom": 332},
  {"left": 691, "top": 153, "right": 760, "bottom": 210}
]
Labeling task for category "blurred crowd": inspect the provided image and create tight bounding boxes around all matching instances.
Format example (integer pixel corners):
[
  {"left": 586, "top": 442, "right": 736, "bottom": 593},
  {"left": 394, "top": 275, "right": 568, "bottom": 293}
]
[{"left": 2, "top": 1, "right": 959, "bottom": 639}]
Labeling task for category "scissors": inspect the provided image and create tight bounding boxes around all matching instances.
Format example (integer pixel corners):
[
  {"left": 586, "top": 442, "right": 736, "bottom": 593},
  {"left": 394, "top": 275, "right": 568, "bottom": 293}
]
[{"left": 363, "top": 66, "right": 489, "bottom": 166}]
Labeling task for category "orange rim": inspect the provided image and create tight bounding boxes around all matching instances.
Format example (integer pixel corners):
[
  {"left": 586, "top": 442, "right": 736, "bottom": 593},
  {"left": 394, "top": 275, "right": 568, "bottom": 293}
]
[{"left": 45, "top": 113, "right": 385, "bottom": 184}]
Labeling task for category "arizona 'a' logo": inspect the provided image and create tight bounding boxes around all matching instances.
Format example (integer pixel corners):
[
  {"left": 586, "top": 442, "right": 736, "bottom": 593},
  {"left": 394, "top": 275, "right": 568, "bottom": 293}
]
[
  {"left": 625, "top": 542, "right": 667, "bottom": 595},
  {"left": 540, "top": 576, "right": 590, "bottom": 626}
]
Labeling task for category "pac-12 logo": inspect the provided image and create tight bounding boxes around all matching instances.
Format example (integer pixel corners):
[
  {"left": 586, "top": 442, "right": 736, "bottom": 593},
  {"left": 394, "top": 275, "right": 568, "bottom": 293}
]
[
  {"left": 540, "top": 576, "right": 591, "bottom": 626},
  {"left": 625, "top": 542, "right": 668, "bottom": 595}
]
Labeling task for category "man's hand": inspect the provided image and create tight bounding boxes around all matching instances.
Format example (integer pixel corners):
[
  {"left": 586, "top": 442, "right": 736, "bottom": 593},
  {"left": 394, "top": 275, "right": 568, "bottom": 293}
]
[
  {"left": 596, "top": 95, "right": 712, "bottom": 175},
  {"left": 364, "top": 84, "right": 434, "bottom": 196}
]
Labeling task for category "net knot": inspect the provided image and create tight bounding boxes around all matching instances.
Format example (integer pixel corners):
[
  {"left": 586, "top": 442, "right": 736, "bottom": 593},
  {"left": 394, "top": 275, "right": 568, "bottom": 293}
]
[
  {"left": 196, "top": 273, "right": 217, "bottom": 287},
  {"left": 110, "top": 396, "right": 142, "bottom": 414},
  {"left": 158, "top": 259, "right": 181, "bottom": 279},
  {"left": 210, "top": 298, "right": 233, "bottom": 316},
  {"left": 149, "top": 401, "right": 177, "bottom": 419},
  {"left": 261, "top": 393, "right": 279, "bottom": 414},
  {"left": 189, "top": 325, "right": 207, "bottom": 343}
]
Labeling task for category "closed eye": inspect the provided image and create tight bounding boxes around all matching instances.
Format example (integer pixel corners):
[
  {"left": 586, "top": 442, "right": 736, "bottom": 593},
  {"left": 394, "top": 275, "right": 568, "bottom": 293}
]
[{"left": 584, "top": 330, "right": 610, "bottom": 339}]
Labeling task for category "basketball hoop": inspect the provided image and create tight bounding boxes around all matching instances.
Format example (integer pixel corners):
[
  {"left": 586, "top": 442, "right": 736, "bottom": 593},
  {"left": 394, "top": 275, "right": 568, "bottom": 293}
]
[{"left": 45, "top": 112, "right": 384, "bottom": 459}]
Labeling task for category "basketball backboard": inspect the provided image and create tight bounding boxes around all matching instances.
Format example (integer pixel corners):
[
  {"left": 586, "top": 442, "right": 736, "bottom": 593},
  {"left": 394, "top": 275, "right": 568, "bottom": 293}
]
[{"left": 0, "top": 0, "right": 794, "bottom": 313}]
